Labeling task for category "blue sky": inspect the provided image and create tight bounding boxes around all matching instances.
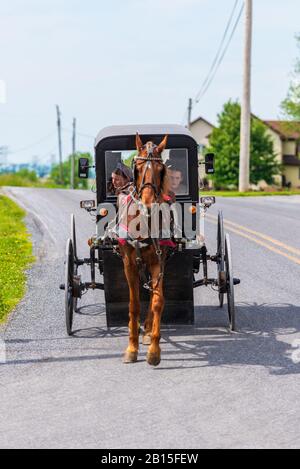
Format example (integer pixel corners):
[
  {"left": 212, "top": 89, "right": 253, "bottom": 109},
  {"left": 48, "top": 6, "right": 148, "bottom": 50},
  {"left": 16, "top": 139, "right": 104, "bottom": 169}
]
[{"left": 0, "top": 0, "right": 300, "bottom": 164}]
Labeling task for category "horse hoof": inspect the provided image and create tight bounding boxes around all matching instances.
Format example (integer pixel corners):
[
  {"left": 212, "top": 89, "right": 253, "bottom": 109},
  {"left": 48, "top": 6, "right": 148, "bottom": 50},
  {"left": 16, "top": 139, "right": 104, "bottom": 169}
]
[
  {"left": 142, "top": 334, "right": 152, "bottom": 345},
  {"left": 123, "top": 351, "right": 138, "bottom": 364},
  {"left": 147, "top": 352, "right": 161, "bottom": 367}
]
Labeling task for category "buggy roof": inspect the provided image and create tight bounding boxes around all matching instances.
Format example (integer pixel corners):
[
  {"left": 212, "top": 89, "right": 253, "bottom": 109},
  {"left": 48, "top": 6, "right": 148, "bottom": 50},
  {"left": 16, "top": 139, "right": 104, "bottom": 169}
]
[{"left": 95, "top": 124, "right": 193, "bottom": 147}]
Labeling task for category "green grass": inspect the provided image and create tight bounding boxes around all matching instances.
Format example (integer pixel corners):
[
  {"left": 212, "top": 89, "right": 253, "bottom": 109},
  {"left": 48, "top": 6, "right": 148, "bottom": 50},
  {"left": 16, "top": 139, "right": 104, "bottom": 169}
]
[
  {"left": 204, "top": 190, "right": 300, "bottom": 197},
  {"left": 0, "top": 195, "right": 34, "bottom": 324},
  {"left": 0, "top": 173, "right": 61, "bottom": 188}
]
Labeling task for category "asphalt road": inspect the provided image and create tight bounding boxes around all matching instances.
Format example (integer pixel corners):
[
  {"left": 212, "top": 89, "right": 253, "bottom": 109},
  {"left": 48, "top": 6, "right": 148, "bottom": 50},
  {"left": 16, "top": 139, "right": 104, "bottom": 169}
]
[{"left": 1, "top": 187, "right": 300, "bottom": 449}]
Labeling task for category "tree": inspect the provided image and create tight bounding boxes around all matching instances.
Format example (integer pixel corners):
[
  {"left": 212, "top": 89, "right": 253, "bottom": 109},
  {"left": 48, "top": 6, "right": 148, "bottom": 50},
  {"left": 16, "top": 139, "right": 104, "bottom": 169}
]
[
  {"left": 281, "top": 34, "right": 300, "bottom": 121},
  {"left": 17, "top": 168, "right": 38, "bottom": 182},
  {"left": 207, "top": 101, "right": 280, "bottom": 189},
  {"left": 50, "top": 152, "right": 92, "bottom": 189}
]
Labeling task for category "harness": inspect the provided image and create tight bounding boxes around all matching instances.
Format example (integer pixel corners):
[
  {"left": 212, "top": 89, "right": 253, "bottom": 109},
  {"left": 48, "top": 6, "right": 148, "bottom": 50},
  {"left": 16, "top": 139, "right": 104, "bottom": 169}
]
[{"left": 110, "top": 142, "right": 176, "bottom": 292}]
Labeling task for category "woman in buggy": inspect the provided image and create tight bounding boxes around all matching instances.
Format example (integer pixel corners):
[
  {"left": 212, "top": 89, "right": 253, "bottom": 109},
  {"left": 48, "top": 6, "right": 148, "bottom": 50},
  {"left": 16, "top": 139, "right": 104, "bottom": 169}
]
[{"left": 107, "top": 162, "right": 133, "bottom": 195}]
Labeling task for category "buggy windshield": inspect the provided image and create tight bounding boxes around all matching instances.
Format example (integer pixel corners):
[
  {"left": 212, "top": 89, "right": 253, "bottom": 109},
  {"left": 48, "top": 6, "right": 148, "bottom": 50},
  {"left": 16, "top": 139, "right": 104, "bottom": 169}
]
[{"left": 105, "top": 148, "right": 189, "bottom": 196}]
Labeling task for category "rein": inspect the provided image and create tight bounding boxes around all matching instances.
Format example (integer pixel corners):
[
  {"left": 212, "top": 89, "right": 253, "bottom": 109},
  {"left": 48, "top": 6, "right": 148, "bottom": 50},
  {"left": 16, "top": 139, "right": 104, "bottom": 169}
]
[{"left": 128, "top": 146, "right": 171, "bottom": 291}]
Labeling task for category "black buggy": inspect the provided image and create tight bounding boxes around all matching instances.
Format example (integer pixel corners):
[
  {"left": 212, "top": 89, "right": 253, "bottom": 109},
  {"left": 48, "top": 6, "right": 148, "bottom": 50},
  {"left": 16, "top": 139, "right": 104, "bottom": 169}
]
[{"left": 61, "top": 124, "right": 240, "bottom": 333}]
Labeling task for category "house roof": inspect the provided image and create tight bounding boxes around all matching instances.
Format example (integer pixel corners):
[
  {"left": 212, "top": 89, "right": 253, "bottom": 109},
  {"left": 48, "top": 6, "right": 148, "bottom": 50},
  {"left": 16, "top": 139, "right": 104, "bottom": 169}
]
[
  {"left": 263, "top": 120, "right": 300, "bottom": 140},
  {"left": 283, "top": 155, "right": 300, "bottom": 166},
  {"left": 190, "top": 116, "right": 215, "bottom": 129}
]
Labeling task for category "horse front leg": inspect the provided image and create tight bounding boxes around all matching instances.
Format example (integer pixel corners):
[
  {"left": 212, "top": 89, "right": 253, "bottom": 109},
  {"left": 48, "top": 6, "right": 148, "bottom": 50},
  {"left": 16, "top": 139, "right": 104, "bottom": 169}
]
[
  {"left": 142, "top": 292, "right": 153, "bottom": 345},
  {"left": 147, "top": 264, "right": 165, "bottom": 367},
  {"left": 123, "top": 258, "right": 140, "bottom": 364}
]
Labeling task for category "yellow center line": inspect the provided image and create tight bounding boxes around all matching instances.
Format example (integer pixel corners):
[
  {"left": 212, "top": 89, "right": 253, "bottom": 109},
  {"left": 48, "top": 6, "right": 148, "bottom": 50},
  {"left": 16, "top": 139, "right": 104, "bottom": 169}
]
[
  {"left": 206, "top": 213, "right": 300, "bottom": 257},
  {"left": 206, "top": 216, "right": 300, "bottom": 266}
]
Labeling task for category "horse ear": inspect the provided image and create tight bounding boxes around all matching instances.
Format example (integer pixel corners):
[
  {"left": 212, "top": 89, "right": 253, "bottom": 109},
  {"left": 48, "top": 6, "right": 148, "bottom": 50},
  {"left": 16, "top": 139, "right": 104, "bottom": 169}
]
[
  {"left": 156, "top": 134, "right": 168, "bottom": 154},
  {"left": 136, "top": 133, "right": 143, "bottom": 152}
]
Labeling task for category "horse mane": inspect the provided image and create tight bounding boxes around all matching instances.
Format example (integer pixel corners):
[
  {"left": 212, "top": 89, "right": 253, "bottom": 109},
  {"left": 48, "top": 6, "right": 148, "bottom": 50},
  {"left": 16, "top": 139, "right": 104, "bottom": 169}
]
[{"left": 161, "top": 165, "right": 170, "bottom": 198}]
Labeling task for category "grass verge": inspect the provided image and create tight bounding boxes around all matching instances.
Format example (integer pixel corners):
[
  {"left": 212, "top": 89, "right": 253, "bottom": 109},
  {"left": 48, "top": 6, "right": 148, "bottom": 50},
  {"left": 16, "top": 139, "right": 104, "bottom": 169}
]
[
  {"left": 205, "top": 190, "right": 300, "bottom": 197},
  {"left": 0, "top": 195, "right": 34, "bottom": 324},
  {"left": 0, "top": 173, "right": 60, "bottom": 188}
]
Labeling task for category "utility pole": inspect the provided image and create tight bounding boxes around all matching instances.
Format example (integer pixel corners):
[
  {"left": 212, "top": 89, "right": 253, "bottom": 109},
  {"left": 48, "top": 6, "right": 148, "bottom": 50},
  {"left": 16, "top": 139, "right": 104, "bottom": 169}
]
[
  {"left": 71, "top": 118, "right": 76, "bottom": 189},
  {"left": 187, "top": 98, "right": 193, "bottom": 129},
  {"left": 0, "top": 146, "right": 9, "bottom": 166},
  {"left": 56, "top": 105, "right": 63, "bottom": 185},
  {"left": 239, "top": 0, "right": 253, "bottom": 192}
]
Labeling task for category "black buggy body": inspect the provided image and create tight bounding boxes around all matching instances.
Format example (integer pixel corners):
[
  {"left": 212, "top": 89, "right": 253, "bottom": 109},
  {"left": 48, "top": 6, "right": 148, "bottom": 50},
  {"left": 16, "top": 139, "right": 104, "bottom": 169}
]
[
  {"left": 95, "top": 125, "right": 199, "bottom": 326},
  {"left": 61, "top": 124, "right": 240, "bottom": 333}
]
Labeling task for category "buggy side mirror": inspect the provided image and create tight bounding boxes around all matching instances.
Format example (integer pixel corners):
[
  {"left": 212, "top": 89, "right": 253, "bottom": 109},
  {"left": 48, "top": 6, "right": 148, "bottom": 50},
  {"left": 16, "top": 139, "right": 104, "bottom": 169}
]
[
  {"left": 205, "top": 153, "right": 215, "bottom": 174},
  {"left": 78, "top": 158, "right": 90, "bottom": 179}
]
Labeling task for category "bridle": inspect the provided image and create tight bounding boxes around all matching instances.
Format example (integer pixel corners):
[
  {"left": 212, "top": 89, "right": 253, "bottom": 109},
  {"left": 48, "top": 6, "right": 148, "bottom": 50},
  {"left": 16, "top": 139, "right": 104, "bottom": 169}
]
[{"left": 132, "top": 142, "right": 166, "bottom": 200}]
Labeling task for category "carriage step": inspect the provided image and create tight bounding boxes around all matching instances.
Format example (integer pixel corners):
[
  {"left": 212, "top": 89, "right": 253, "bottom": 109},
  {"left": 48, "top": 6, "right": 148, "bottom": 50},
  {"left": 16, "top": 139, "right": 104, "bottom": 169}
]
[
  {"left": 233, "top": 278, "right": 241, "bottom": 285},
  {"left": 59, "top": 284, "right": 65, "bottom": 290}
]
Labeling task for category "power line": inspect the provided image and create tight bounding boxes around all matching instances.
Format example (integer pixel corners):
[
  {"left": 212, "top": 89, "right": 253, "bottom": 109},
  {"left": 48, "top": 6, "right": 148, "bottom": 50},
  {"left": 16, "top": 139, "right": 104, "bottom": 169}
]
[
  {"left": 38, "top": 146, "right": 57, "bottom": 162},
  {"left": 195, "top": 0, "right": 240, "bottom": 103},
  {"left": 195, "top": 2, "right": 244, "bottom": 103},
  {"left": 8, "top": 131, "right": 56, "bottom": 154},
  {"left": 180, "top": 108, "right": 188, "bottom": 126},
  {"left": 62, "top": 127, "right": 94, "bottom": 140},
  {"left": 77, "top": 131, "right": 94, "bottom": 140},
  {"left": 7, "top": 146, "right": 57, "bottom": 165}
]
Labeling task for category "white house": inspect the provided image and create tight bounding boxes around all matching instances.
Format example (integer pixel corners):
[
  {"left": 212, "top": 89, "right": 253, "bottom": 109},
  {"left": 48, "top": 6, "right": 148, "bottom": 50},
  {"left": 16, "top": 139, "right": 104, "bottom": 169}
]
[{"left": 190, "top": 115, "right": 300, "bottom": 188}]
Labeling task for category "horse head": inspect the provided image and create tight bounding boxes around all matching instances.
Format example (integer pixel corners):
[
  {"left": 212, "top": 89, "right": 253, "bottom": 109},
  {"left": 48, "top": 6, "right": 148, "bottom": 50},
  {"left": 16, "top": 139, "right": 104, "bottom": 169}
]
[{"left": 134, "top": 133, "right": 168, "bottom": 208}]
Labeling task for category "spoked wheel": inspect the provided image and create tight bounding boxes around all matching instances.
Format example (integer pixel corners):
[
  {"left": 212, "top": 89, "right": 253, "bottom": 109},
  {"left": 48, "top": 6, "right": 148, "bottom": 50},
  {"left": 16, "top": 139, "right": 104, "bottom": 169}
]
[
  {"left": 71, "top": 214, "right": 78, "bottom": 261},
  {"left": 225, "top": 233, "right": 236, "bottom": 331},
  {"left": 217, "top": 211, "right": 225, "bottom": 307},
  {"left": 70, "top": 214, "right": 79, "bottom": 313},
  {"left": 65, "top": 238, "right": 76, "bottom": 336}
]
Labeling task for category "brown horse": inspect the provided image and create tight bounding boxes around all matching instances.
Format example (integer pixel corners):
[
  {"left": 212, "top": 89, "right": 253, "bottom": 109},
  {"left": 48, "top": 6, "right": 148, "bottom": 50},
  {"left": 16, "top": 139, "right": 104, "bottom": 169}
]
[{"left": 119, "top": 133, "right": 171, "bottom": 366}]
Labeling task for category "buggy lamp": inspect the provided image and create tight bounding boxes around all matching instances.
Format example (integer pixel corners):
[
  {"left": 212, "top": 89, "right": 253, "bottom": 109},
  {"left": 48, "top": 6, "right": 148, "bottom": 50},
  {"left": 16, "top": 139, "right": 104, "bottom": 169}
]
[
  {"left": 189, "top": 205, "right": 197, "bottom": 215},
  {"left": 99, "top": 208, "right": 108, "bottom": 217},
  {"left": 80, "top": 200, "right": 96, "bottom": 210},
  {"left": 87, "top": 235, "right": 98, "bottom": 247},
  {"left": 200, "top": 196, "right": 216, "bottom": 207}
]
